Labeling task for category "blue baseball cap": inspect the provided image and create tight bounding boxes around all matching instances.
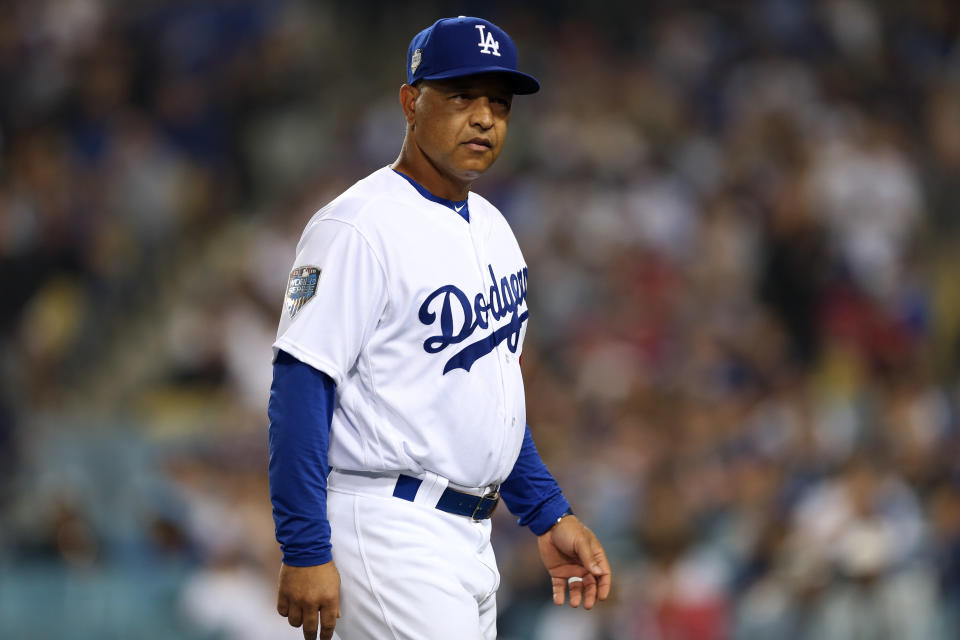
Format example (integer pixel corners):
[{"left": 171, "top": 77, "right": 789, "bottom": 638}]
[{"left": 406, "top": 16, "right": 540, "bottom": 95}]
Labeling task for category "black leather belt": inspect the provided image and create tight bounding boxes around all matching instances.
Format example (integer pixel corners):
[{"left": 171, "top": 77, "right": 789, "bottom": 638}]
[{"left": 392, "top": 474, "right": 500, "bottom": 521}]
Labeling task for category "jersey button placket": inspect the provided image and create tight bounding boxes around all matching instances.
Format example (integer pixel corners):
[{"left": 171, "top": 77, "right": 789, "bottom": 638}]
[{"left": 467, "top": 214, "right": 510, "bottom": 473}]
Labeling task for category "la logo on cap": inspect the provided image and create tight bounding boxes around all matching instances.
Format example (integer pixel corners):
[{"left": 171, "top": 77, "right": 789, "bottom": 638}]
[
  {"left": 404, "top": 16, "right": 540, "bottom": 94},
  {"left": 475, "top": 24, "right": 500, "bottom": 56}
]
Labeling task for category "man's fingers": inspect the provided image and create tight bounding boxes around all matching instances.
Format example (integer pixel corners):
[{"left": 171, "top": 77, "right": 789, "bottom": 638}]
[
  {"left": 302, "top": 609, "right": 319, "bottom": 640},
  {"left": 568, "top": 529, "right": 612, "bottom": 607},
  {"left": 319, "top": 604, "right": 338, "bottom": 640},
  {"left": 277, "top": 594, "right": 290, "bottom": 617},
  {"left": 574, "top": 534, "right": 602, "bottom": 576},
  {"left": 552, "top": 576, "right": 566, "bottom": 606},
  {"left": 568, "top": 576, "right": 584, "bottom": 608},
  {"left": 579, "top": 533, "right": 612, "bottom": 597},
  {"left": 581, "top": 573, "right": 599, "bottom": 610},
  {"left": 590, "top": 540, "right": 612, "bottom": 601},
  {"left": 287, "top": 603, "right": 303, "bottom": 628},
  {"left": 597, "top": 569, "right": 612, "bottom": 601}
]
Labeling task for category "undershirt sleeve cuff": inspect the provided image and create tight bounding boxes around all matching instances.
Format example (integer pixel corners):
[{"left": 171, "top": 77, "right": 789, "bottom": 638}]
[
  {"left": 280, "top": 548, "right": 333, "bottom": 567},
  {"left": 525, "top": 494, "right": 573, "bottom": 536}
]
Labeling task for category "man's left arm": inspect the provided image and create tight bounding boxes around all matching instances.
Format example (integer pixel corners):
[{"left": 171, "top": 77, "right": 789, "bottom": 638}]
[{"left": 499, "top": 425, "right": 612, "bottom": 610}]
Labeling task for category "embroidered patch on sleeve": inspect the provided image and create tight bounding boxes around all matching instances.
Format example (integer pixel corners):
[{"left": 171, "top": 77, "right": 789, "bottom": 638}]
[{"left": 285, "top": 266, "right": 321, "bottom": 318}]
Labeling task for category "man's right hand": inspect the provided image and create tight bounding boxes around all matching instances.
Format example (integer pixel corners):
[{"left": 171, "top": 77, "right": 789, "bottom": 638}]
[{"left": 277, "top": 561, "right": 341, "bottom": 640}]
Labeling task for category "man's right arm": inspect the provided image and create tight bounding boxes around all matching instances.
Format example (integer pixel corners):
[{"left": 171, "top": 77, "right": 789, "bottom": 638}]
[
  {"left": 268, "top": 349, "right": 340, "bottom": 640},
  {"left": 270, "top": 215, "right": 388, "bottom": 640}
]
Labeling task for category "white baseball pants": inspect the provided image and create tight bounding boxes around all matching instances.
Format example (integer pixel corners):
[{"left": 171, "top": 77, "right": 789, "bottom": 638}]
[{"left": 327, "top": 469, "right": 500, "bottom": 640}]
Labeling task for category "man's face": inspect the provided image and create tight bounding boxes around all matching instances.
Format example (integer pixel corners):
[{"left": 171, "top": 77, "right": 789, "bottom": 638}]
[{"left": 408, "top": 74, "right": 513, "bottom": 182}]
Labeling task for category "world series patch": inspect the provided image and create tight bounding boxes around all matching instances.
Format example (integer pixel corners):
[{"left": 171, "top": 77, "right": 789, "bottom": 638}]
[{"left": 286, "top": 266, "right": 320, "bottom": 318}]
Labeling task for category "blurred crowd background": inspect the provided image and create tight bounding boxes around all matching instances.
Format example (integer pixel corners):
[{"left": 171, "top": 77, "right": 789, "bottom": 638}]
[{"left": 1, "top": 0, "right": 959, "bottom": 638}]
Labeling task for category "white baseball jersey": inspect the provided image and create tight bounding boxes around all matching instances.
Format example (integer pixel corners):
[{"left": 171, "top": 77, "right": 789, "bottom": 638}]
[{"left": 274, "top": 166, "right": 528, "bottom": 489}]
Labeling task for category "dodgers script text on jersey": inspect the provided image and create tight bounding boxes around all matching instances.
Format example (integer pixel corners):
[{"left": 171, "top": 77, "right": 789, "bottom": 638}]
[
  {"left": 419, "top": 263, "right": 528, "bottom": 374},
  {"left": 275, "top": 167, "right": 529, "bottom": 489}
]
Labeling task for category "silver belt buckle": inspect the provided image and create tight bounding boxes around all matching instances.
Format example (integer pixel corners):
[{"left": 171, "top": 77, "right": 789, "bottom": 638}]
[{"left": 472, "top": 489, "right": 500, "bottom": 521}]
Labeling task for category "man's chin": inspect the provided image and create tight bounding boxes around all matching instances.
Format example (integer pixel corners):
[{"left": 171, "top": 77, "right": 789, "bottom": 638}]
[{"left": 455, "top": 159, "right": 496, "bottom": 181}]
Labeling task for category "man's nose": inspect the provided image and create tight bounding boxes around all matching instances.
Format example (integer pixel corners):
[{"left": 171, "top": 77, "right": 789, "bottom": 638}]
[{"left": 470, "top": 98, "right": 495, "bottom": 129}]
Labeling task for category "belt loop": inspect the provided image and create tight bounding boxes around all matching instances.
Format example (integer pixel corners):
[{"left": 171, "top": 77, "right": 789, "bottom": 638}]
[{"left": 412, "top": 470, "right": 449, "bottom": 508}]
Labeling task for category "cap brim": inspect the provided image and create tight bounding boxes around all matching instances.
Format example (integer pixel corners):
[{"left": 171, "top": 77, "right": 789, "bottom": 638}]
[{"left": 419, "top": 66, "right": 540, "bottom": 95}]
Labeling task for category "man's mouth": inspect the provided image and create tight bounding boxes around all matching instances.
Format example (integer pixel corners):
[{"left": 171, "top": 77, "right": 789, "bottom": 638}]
[{"left": 463, "top": 138, "right": 492, "bottom": 151}]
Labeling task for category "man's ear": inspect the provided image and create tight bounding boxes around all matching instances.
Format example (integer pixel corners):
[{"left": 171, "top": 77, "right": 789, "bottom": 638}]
[{"left": 399, "top": 83, "right": 420, "bottom": 127}]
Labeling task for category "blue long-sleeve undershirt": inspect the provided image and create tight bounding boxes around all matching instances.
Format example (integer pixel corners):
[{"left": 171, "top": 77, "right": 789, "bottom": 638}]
[
  {"left": 500, "top": 426, "right": 572, "bottom": 535},
  {"left": 268, "top": 350, "right": 334, "bottom": 566},
  {"left": 268, "top": 350, "right": 571, "bottom": 566}
]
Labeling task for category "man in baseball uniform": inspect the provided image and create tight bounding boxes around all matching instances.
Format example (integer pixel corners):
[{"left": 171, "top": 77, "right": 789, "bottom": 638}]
[{"left": 268, "top": 16, "right": 612, "bottom": 640}]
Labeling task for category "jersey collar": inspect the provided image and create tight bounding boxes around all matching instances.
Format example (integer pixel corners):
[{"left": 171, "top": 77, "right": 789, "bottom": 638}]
[{"left": 392, "top": 169, "right": 469, "bottom": 223}]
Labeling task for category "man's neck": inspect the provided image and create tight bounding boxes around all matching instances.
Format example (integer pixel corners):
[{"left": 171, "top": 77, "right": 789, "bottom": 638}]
[{"left": 392, "top": 140, "right": 472, "bottom": 201}]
